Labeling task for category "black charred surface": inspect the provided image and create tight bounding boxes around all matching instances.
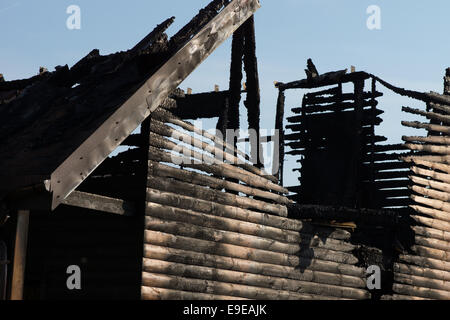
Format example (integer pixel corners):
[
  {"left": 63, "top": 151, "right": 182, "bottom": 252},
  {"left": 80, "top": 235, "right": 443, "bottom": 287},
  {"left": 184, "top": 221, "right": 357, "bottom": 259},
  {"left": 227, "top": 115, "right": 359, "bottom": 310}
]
[
  {"left": 242, "top": 16, "right": 263, "bottom": 167},
  {"left": 172, "top": 91, "right": 230, "bottom": 120},
  {"left": 227, "top": 26, "right": 245, "bottom": 138}
]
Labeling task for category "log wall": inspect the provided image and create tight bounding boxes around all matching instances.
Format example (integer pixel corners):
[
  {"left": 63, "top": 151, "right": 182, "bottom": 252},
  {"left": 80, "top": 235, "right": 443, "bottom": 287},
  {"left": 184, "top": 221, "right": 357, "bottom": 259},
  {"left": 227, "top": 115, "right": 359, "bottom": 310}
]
[
  {"left": 141, "top": 107, "right": 371, "bottom": 300},
  {"left": 388, "top": 96, "right": 450, "bottom": 299}
]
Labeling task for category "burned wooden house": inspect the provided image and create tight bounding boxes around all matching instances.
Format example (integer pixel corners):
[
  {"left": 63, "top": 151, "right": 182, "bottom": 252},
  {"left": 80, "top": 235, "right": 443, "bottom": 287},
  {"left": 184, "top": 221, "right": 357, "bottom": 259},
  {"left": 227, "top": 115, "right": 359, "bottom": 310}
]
[{"left": 1, "top": 0, "right": 450, "bottom": 301}]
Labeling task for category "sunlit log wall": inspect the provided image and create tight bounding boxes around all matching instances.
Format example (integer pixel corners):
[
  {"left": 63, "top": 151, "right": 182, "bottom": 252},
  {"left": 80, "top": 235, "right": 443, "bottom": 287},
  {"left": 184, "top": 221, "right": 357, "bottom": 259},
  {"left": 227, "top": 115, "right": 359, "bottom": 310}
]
[
  {"left": 388, "top": 71, "right": 450, "bottom": 300},
  {"left": 140, "top": 105, "right": 371, "bottom": 300}
]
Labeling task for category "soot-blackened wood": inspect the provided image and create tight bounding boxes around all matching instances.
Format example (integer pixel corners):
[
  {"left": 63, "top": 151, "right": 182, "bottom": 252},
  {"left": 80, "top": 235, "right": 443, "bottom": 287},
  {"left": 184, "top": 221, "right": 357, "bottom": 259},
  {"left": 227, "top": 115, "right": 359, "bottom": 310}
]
[
  {"left": 216, "top": 97, "right": 229, "bottom": 138},
  {"left": 353, "top": 80, "right": 365, "bottom": 208},
  {"left": 228, "top": 26, "right": 245, "bottom": 140},
  {"left": 168, "top": 0, "right": 228, "bottom": 52},
  {"left": 242, "top": 16, "right": 263, "bottom": 168},
  {"left": 274, "top": 89, "right": 285, "bottom": 184},
  {"left": 131, "top": 17, "right": 175, "bottom": 55},
  {"left": 173, "top": 91, "right": 229, "bottom": 120}
]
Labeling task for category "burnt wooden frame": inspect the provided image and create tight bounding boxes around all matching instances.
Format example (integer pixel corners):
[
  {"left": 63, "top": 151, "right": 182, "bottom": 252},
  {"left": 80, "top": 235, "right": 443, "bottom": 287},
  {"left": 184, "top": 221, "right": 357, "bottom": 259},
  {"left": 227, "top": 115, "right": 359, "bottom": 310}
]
[{"left": 49, "top": 0, "right": 261, "bottom": 210}]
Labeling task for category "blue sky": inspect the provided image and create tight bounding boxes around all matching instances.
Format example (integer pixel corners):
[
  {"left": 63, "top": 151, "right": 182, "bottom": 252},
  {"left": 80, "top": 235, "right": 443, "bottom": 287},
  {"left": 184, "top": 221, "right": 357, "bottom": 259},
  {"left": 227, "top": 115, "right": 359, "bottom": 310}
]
[{"left": 1, "top": 0, "right": 449, "bottom": 186}]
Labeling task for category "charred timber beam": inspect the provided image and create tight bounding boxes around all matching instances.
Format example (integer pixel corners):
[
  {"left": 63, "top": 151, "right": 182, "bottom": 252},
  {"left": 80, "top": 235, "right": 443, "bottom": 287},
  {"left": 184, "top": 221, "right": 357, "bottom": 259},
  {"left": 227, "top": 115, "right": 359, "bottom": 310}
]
[
  {"left": 287, "top": 203, "right": 399, "bottom": 226},
  {"left": 172, "top": 90, "right": 231, "bottom": 120},
  {"left": 130, "top": 17, "right": 175, "bottom": 55},
  {"left": 242, "top": 16, "right": 263, "bottom": 167},
  {"left": 228, "top": 25, "right": 245, "bottom": 136},
  {"left": 402, "top": 106, "right": 450, "bottom": 124},
  {"left": 303, "top": 91, "right": 383, "bottom": 105},
  {"left": 275, "top": 70, "right": 372, "bottom": 90},
  {"left": 274, "top": 89, "right": 285, "bottom": 184},
  {"left": 62, "top": 190, "right": 136, "bottom": 216},
  {"left": 292, "top": 100, "right": 379, "bottom": 114}
]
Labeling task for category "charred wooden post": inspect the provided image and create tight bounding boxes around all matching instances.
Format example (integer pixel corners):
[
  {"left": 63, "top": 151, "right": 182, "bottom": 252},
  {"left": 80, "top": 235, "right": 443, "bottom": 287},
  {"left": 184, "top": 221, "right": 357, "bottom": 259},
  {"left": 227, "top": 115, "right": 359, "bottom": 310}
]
[
  {"left": 227, "top": 27, "right": 245, "bottom": 145},
  {"left": 274, "top": 89, "right": 286, "bottom": 184},
  {"left": 353, "top": 79, "right": 365, "bottom": 208},
  {"left": 242, "top": 16, "right": 263, "bottom": 168}
]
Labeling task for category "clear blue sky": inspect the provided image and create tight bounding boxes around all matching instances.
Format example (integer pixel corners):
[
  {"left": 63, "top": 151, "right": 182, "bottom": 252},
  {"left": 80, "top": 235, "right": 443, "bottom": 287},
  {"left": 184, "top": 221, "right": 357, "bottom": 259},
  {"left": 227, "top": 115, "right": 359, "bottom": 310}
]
[{"left": 1, "top": 0, "right": 449, "bottom": 186}]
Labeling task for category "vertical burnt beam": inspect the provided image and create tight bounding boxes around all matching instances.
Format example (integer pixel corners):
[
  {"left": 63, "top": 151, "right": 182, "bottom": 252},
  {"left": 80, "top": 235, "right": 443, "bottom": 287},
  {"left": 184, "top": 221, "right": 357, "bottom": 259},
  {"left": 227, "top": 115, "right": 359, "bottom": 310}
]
[
  {"left": 227, "top": 26, "right": 245, "bottom": 146},
  {"left": 216, "top": 97, "right": 229, "bottom": 139},
  {"left": 353, "top": 80, "right": 365, "bottom": 208},
  {"left": 274, "top": 89, "right": 285, "bottom": 185},
  {"left": 368, "top": 78, "right": 377, "bottom": 207},
  {"left": 242, "top": 16, "right": 263, "bottom": 168}
]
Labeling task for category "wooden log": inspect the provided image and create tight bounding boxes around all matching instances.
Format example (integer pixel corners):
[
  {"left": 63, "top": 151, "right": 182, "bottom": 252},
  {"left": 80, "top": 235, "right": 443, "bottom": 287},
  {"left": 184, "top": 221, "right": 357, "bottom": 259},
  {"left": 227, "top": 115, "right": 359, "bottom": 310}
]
[
  {"left": 146, "top": 188, "right": 351, "bottom": 240},
  {"left": 144, "top": 230, "right": 360, "bottom": 266},
  {"left": 404, "top": 143, "right": 450, "bottom": 155},
  {"left": 389, "top": 294, "right": 431, "bottom": 300},
  {"left": 401, "top": 121, "right": 450, "bottom": 135},
  {"left": 410, "top": 175, "right": 450, "bottom": 193},
  {"left": 372, "top": 170, "right": 409, "bottom": 180},
  {"left": 410, "top": 205, "right": 450, "bottom": 223},
  {"left": 399, "top": 254, "right": 450, "bottom": 273},
  {"left": 394, "top": 272, "right": 450, "bottom": 292},
  {"left": 402, "top": 155, "right": 450, "bottom": 164},
  {"left": 62, "top": 191, "right": 135, "bottom": 216},
  {"left": 147, "top": 175, "right": 288, "bottom": 216},
  {"left": 372, "top": 143, "right": 408, "bottom": 152},
  {"left": 412, "top": 225, "right": 450, "bottom": 242},
  {"left": 410, "top": 185, "right": 450, "bottom": 202},
  {"left": 152, "top": 108, "right": 278, "bottom": 183},
  {"left": 430, "top": 102, "right": 450, "bottom": 115},
  {"left": 402, "top": 106, "right": 450, "bottom": 124},
  {"left": 393, "top": 283, "right": 450, "bottom": 300},
  {"left": 153, "top": 108, "right": 250, "bottom": 160},
  {"left": 411, "top": 215, "right": 450, "bottom": 233},
  {"left": 411, "top": 166, "right": 450, "bottom": 184},
  {"left": 144, "top": 214, "right": 356, "bottom": 254},
  {"left": 403, "top": 135, "right": 450, "bottom": 146},
  {"left": 274, "top": 89, "right": 285, "bottom": 184},
  {"left": 287, "top": 204, "right": 399, "bottom": 226},
  {"left": 144, "top": 244, "right": 366, "bottom": 280},
  {"left": 141, "top": 286, "right": 247, "bottom": 300},
  {"left": 142, "top": 272, "right": 349, "bottom": 300},
  {"left": 149, "top": 119, "right": 245, "bottom": 166},
  {"left": 411, "top": 194, "right": 450, "bottom": 212},
  {"left": 303, "top": 91, "right": 382, "bottom": 105},
  {"left": 142, "top": 259, "right": 368, "bottom": 299},
  {"left": 371, "top": 179, "right": 410, "bottom": 189},
  {"left": 145, "top": 202, "right": 349, "bottom": 246},
  {"left": 414, "top": 235, "right": 450, "bottom": 252},
  {"left": 394, "top": 262, "right": 450, "bottom": 282},
  {"left": 370, "top": 161, "right": 410, "bottom": 171},
  {"left": 10, "top": 210, "right": 29, "bottom": 300},
  {"left": 148, "top": 160, "right": 289, "bottom": 204},
  {"left": 148, "top": 147, "right": 287, "bottom": 197},
  {"left": 411, "top": 244, "right": 450, "bottom": 262},
  {"left": 404, "top": 158, "right": 450, "bottom": 174},
  {"left": 147, "top": 143, "right": 287, "bottom": 194},
  {"left": 142, "top": 257, "right": 365, "bottom": 290}
]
